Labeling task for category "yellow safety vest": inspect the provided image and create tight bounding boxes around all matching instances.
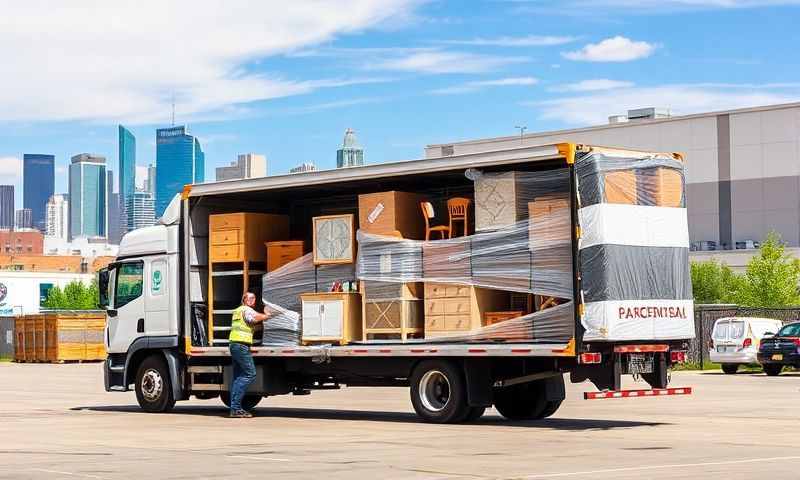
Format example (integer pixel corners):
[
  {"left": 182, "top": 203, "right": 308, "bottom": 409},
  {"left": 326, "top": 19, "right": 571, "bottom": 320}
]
[{"left": 229, "top": 305, "right": 254, "bottom": 345}]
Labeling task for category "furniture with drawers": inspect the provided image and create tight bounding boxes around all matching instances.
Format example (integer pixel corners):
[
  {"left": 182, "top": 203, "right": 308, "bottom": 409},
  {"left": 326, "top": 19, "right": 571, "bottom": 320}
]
[
  {"left": 474, "top": 171, "right": 532, "bottom": 231},
  {"left": 423, "top": 283, "right": 507, "bottom": 337},
  {"left": 265, "top": 240, "right": 305, "bottom": 273},
  {"left": 361, "top": 281, "right": 423, "bottom": 341},
  {"left": 358, "top": 191, "right": 426, "bottom": 239},
  {"left": 208, "top": 212, "right": 289, "bottom": 345},
  {"left": 312, "top": 214, "right": 356, "bottom": 265},
  {"left": 300, "top": 292, "right": 362, "bottom": 344}
]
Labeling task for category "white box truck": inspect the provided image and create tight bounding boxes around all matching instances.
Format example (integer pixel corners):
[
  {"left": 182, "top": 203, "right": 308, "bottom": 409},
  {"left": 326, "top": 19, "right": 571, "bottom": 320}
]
[{"left": 99, "top": 143, "right": 694, "bottom": 423}]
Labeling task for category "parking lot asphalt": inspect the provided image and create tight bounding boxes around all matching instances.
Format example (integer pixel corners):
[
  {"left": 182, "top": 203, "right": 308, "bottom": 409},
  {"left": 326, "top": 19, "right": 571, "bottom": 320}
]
[{"left": 1, "top": 363, "right": 799, "bottom": 480}]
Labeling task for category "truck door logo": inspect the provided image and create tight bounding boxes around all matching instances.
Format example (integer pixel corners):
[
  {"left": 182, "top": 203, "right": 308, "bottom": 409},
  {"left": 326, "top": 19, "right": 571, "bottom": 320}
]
[{"left": 152, "top": 270, "right": 162, "bottom": 293}]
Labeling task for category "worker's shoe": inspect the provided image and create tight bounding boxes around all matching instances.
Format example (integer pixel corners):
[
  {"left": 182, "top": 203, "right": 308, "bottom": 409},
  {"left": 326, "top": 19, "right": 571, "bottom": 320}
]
[{"left": 229, "top": 409, "right": 253, "bottom": 418}]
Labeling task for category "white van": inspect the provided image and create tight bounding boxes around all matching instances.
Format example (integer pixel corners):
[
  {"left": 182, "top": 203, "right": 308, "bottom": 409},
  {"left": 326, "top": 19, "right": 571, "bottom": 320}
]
[{"left": 709, "top": 317, "right": 784, "bottom": 374}]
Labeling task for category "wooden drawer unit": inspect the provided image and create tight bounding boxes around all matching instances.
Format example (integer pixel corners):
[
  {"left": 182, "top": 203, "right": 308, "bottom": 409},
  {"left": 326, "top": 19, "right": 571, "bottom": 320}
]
[
  {"left": 209, "top": 213, "right": 244, "bottom": 230},
  {"left": 484, "top": 311, "right": 524, "bottom": 326},
  {"left": 423, "top": 283, "right": 510, "bottom": 337},
  {"left": 445, "top": 315, "right": 470, "bottom": 331},
  {"left": 265, "top": 240, "right": 305, "bottom": 273},
  {"left": 358, "top": 191, "right": 426, "bottom": 239},
  {"left": 209, "top": 212, "right": 290, "bottom": 263}
]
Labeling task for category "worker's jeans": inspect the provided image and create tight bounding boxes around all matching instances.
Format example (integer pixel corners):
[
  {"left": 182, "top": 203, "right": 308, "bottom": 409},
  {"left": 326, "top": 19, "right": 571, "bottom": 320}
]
[{"left": 229, "top": 342, "right": 256, "bottom": 411}]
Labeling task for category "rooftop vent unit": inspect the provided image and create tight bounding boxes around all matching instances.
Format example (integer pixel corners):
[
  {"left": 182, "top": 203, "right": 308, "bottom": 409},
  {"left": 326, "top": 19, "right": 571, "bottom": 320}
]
[
  {"left": 608, "top": 115, "right": 629, "bottom": 124},
  {"left": 626, "top": 107, "right": 670, "bottom": 122}
]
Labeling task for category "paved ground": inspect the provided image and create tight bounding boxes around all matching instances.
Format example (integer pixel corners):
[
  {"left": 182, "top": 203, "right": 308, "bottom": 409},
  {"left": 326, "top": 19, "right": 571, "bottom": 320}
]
[{"left": 1, "top": 363, "right": 799, "bottom": 480}]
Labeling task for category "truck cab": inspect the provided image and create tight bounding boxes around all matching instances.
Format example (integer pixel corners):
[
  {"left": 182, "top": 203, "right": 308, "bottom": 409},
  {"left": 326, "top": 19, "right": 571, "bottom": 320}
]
[{"left": 100, "top": 197, "right": 185, "bottom": 411}]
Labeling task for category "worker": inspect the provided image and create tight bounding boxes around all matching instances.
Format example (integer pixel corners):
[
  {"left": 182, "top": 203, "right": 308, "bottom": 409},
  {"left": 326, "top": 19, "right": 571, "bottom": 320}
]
[{"left": 228, "top": 291, "right": 270, "bottom": 418}]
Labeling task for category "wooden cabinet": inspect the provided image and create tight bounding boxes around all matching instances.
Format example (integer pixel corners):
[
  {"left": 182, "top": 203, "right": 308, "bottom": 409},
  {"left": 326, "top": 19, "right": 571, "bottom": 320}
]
[
  {"left": 528, "top": 195, "right": 570, "bottom": 250},
  {"left": 265, "top": 240, "right": 305, "bottom": 273},
  {"left": 639, "top": 167, "right": 683, "bottom": 207},
  {"left": 423, "top": 283, "right": 508, "bottom": 337},
  {"left": 358, "top": 191, "right": 425, "bottom": 239},
  {"left": 300, "top": 292, "right": 362, "bottom": 344}
]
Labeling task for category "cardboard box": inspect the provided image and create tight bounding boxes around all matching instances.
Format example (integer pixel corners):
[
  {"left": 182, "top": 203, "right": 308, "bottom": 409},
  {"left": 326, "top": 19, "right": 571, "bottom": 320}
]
[{"left": 358, "top": 191, "right": 426, "bottom": 239}]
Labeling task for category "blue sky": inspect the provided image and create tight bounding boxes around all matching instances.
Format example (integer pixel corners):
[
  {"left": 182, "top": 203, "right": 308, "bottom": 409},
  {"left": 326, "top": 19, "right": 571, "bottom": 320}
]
[{"left": 1, "top": 0, "right": 799, "bottom": 205}]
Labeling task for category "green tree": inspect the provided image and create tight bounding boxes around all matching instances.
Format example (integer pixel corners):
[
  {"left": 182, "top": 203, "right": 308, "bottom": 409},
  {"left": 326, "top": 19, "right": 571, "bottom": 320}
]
[
  {"left": 690, "top": 259, "right": 742, "bottom": 304},
  {"left": 42, "top": 285, "right": 67, "bottom": 309},
  {"left": 41, "top": 280, "right": 99, "bottom": 310},
  {"left": 737, "top": 232, "right": 800, "bottom": 307}
]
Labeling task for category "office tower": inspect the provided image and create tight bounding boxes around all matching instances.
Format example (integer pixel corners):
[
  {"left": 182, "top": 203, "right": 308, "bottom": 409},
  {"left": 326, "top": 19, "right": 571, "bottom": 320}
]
[
  {"left": 69, "top": 153, "right": 107, "bottom": 240},
  {"left": 15, "top": 208, "right": 32, "bottom": 230},
  {"left": 155, "top": 125, "right": 204, "bottom": 216},
  {"left": 118, "top": 125, "right": 136, "bottom": 234},
  {"left": 336, "top": 128, "right": 364, "bottom": 168},
  {"left": 23, "top": 154, "right": 55, "bottom": 231},
  {"left": 215, "top": 153, "right": 267, "bottom": 181},
  {"left": 46, "top": 194, "right": 69, "bottom": 240},
  {"left": 0, "top": 185, "right": 13, "bottom": 229},
  {"left": 126, "top": 190, "right": 156, "bottom": 231},
  {"left": 107, "top": 171, "right": 121, "bottom": 244},
  {"left": 289, "top": 162, "right": 317, "bottom": 173},
  {"left": 146, "top": 164, "right": 156, "bottom": 193}
]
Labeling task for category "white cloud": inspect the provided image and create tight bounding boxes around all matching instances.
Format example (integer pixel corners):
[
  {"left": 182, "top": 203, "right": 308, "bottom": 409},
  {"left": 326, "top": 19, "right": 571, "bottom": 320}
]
[
  {"left": 567, "top": 0, "right": 800, "bottom": 9},
  {"left": 0, "top": 157, "right": 22, "bottom": 187},
  {"left": 562, "top": 36, "right": 656, "bottom": 62},
  {"left": 533, "top": 84, "right": 800, "bottom": 125},
  {"left": 431, "top": 77, "right": 539, "bottom": 95},
  {"left": 551, "top": 79, "right": 635, "bottom": 92},
  {"left": 0, "top": 1, "right": 421, "bottom": 124},
  {"left": 442, "top": 35, "right": 577, "bottom": 47},
  {"left": 372, "top": 50, "right": 529, "bottom": 74}
]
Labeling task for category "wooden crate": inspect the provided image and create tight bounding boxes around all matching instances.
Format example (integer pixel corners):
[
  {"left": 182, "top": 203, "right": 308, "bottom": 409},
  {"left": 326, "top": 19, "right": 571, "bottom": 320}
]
[
  {"left": 361, "top": 281, "right": 423, "bottom": 341},
  {"left": 358, "top": 191, "right": 426, "bottom": 239},
  {"left": 528, "top": 195, "right": 571, "bottom": 251},
  {"left": 265, "top": 240, "right": 305, "bottom": 273},
  {"left": 15, "top": 312, "right": 106, "bottom": 362}
]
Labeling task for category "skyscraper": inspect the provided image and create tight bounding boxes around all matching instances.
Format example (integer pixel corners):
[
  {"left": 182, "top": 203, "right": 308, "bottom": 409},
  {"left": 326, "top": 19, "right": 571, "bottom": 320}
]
[
  {"left": 69, "top": 154, "right": 107, "bottom": 240},
  {"left": 215, "top": 153, "right": 267, "bottom": 181},
  {"left": 15, "top": 208, "right": 32, "bottom": 230},
  {"left": 23, "top": 154, "right": 55, "bottom": 231},
  {"left": 289, "top": 162, "right": 317, "bottom": 173},
  {"left": 126, "top": 190, "right": 156, "bottom": 231},
  {"left": 146, "top": 164, "right": 156, "bottom": 194},
  {"left": 46, "top": 194, "right": 69, "bottom": 240},
  {"left": 0, "top": 185, "right": 13, "bottom": 229},
  {"left": 118, "top": 125, "right": 136, "bottom": 235},
  {"left": 336, "top": 128, "right": 364, "bottom": 168},
  {"left": 155, "top": 125, "right": 204, "bottom": 216},
  {"left": 107, "top": 170, "right": 121, "bottom": 244}
]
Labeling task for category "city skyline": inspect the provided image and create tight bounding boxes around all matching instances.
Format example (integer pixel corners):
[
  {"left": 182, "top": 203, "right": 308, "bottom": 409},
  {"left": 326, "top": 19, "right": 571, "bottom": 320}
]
[{"left": 155, "top": 125, "right": 204, "bottom": 216}]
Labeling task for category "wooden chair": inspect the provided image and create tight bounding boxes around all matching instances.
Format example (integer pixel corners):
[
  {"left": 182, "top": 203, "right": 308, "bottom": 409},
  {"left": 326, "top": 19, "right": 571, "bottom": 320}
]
[
  {"left": 447, "top": 197, "right": 471, "bottom": 238},
  {"left": 420, "top": 202, "right": 450, "bottom": 240}
]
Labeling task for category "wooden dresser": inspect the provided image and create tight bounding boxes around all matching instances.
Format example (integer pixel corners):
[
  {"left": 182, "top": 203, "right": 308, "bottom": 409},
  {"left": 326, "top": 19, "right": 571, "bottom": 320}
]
[
  {"left": 423, "top": 283, "right": 507, "bottom": 337},
  {"left": 207, "top": 212, "right": 289, "bottom": 345},
  {"left": 265, "top": 240, "right": 305, "bottom": 273}
]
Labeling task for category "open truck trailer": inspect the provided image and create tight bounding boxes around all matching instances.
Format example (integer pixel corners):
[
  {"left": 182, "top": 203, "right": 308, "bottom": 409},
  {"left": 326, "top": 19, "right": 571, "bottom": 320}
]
[{"left": 99, "top": 143, "right": 695, "bottom": 423}]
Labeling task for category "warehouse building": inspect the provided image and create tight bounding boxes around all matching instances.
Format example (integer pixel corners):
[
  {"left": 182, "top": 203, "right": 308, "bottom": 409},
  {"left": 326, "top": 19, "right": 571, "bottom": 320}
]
[{"left": 425, "top": 102, "right": 800, "bottom": 260}]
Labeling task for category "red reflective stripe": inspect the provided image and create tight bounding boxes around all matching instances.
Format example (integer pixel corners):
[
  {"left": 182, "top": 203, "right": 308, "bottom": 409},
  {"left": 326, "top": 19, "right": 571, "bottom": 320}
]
[
  {"left": 410, "top": 349, "right": 426, "bottom": 353},
  {"left": 468, "top": 348, "right": 487, "bottom": 353},
  {"left": 351, "top": 349, "right": 369, "bottom": 353},
  {"left": 584, "top": 387, "right": 692, "bottom": 400},
  {"left": 511, "top": 349, "right": 532, "bottom": 354},
  {"left": 613, "top": 344, "right": 669, "bottom": 353},
  {"left": 281, "top": 349, "right": 295, "bottom": 354},
  {"left": 378, "top": 349, "right": 391, "bottom": 353}
]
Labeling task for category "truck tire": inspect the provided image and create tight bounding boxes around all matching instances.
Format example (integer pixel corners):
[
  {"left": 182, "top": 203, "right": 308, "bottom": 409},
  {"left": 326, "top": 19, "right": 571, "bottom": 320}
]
[
  {"left": 410, "top": 360, "right": 469, "bottom": 424},
  {"left": 763, "top": 364, "right": 783, "bottom": 376},
  {"left": 135, "top": 355, "right": 176, "bottom": 413},
  {"left": 220, "top": 392, "right": 262, "bottom": 411},
  {"left": 721, "top": 364, "right": 739, "bottom": 375},
  {"left": 493, "top": 381, "right": 547, "bottom": 421},
  {"left": 538, "top": 399, "right": 563, "bottom": 419}
]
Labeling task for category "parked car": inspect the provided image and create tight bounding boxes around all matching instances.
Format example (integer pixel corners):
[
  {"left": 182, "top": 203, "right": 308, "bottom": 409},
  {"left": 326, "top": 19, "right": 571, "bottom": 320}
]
[
  {"left": 709, "top": 317, "right": 784, "bottom": 374},
  {"left": 757, "top": 321, "right": 800, "bottom": 376}
]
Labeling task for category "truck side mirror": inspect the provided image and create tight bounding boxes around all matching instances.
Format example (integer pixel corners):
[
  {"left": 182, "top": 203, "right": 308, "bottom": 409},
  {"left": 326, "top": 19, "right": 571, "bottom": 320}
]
[{"left": 98, "top": 268, "right": 110, "bottom": 309}]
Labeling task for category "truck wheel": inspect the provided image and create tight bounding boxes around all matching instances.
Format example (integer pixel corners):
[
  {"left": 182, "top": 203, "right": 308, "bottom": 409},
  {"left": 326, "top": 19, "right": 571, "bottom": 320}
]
[
  {"left": 538, "top": 400, "right": 563, "bottom": 419},
  {"left": 410, "top": 360, "right": 469, "bottom": 423},
  {"left": 220, "top": 392, "right": 263, "bottom": 411},
  {"left": 135, "top": 355, "right": 176, "bottom": 413},
  {"left": 493, "top": 382, "right": 547, "bottom": 421},
  {"left": 763, "top": 364, "right": 783, "bottom": 376},
  {"left": 721, "top": 364, "right": 739, "bottom": 375}
]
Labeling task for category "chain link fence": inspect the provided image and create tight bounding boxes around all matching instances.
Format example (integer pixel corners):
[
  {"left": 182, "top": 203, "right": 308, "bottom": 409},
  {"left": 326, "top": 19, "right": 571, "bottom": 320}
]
[{"left": 689, "top": 304, "right": 800, "bottom": 364}]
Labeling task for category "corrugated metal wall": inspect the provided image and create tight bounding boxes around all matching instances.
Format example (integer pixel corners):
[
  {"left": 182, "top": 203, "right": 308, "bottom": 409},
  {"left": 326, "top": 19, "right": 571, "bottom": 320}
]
[{"left": 0, "top": 316, "right": 14, "bottom": 360}]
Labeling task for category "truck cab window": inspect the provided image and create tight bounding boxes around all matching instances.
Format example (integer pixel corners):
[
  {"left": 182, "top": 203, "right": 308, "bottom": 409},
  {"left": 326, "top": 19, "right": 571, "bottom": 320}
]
[{"left": 115, "top": 261, "right": 144, "bottom": 308}]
